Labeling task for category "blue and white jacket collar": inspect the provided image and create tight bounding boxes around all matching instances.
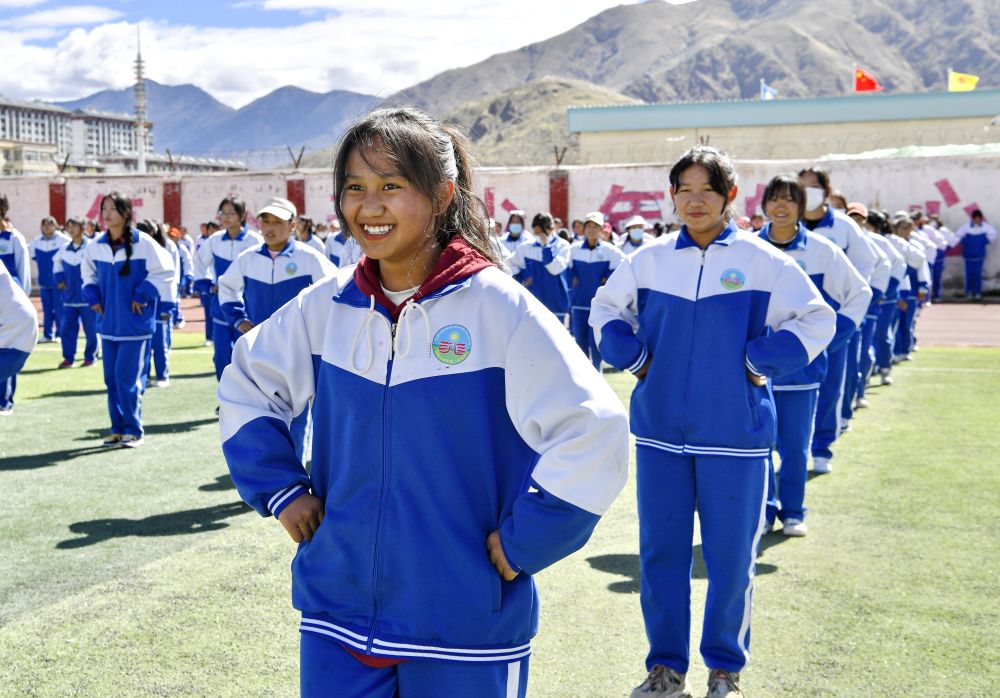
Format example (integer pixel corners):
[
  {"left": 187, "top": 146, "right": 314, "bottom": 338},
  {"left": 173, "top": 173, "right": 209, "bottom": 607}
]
[
  {"left": 759, "top": 222, "right": 808, "bottom": 251},
  {"left": 676, "top": 220, "right": 739, "bottom": 250}
]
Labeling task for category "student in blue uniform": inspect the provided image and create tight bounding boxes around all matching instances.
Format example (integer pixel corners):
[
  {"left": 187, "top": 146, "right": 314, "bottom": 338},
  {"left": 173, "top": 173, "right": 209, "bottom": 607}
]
[
  {"left": 219, "top": 196, "right": 334, "bottom": 462},
  {"left": 888, "top": 213, "right": 929, "bottom": 362},
  {"left": 954, "top": 209, "right": 996, "bottom": 299},
  {"left": 138, "top": 220, "right": 179, "bottom": 388},
  {"left": 618, "top": 215, "right": 653, "bottom": 255},
  {"left": 170, "top": 226, "right": 193, "bottom": 329},
  {"left": 29, "top": 216, "right": 71, "bottom": 343},
  {"left": 759, "top": 177, "right": 870, "bottom": 536},
  {"left": 500, "top": 210, "right": 532, "bottom": 256},
  {"left": 511, "top": 212, "right": 572, "bottom": 324},
  {"left": 0, "top": 264, "right": 37, "bottom": 416},
  {"left": 569, "top": 211, "right": 624, "bottom": 370},
  {"left": 196, "top": 221, "right": 219, "bottom": 345},
  {"left": 798, "top": 167, "right": 877, "bottom": 474},
  {"left": 53, "top": 217, "right": 98, "bottom": 368},
  {"left": 82, "top": 193, "right": 176, "bottom": 448},
  {"left": 193, "top": 197, "right": 262, "bottom": 381},
  {"left": 218, "top": 107, "right": 629, "bottom": 698},
  {"left": 592, "top": 148, "right": 835, "bottom": 698},
  {"left": 0, "top": 203, "right": 30, "bottom": 293}
]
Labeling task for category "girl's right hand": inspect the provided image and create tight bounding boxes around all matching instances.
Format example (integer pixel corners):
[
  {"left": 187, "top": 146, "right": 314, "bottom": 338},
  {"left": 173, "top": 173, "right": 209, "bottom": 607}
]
[
  {"left": 91, "top": 303, "right": 103, "bottom": 315},
  {"left": 633, "top": 356, "right": 652, "bottom": 380},
  {"left": 278, "top": 493, "right": 324, "bottom": 543}
]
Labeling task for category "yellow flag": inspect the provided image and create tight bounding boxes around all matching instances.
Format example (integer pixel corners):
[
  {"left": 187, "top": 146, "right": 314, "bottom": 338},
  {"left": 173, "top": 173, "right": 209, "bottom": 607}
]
[{"left": 948, "top": 70, "right": 980, "bottom": 92}]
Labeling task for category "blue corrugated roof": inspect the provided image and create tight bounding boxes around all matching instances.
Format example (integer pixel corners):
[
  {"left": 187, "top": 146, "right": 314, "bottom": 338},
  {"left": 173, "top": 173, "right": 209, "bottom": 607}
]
[{"left": 567, "top": 89, "right": 1000, "bottom": 132}]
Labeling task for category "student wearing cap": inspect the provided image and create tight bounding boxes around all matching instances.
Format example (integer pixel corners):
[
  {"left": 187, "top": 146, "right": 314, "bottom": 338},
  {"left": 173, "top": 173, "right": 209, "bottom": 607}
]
[
  {"left": 510, "top": 211, "right": 572, "bottom": 324},
  {"left": 954, "top": 209, "right": 996, "bottom": 299},
  {"left": 193, "top": 197, "right": 263, "bottom": 381},
  {"left": 618, "top": 215, "right": 654, "bottom": 255},
  {"left": 219, "top": 197, "right": 335, "bottom": 462},
  {"left": 798, "top": 168, "right": 876, "bottom": 475},
  {"left": 0, "top": 264, "right": 37, "bottom": 415},
  {"left": 569, "top": 211, "right": 625, "bottom": 370}
]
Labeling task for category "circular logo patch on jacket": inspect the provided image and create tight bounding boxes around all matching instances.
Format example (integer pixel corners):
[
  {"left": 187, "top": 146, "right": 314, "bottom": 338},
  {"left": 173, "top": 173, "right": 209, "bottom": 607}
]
[
  {"left": 285, "top": 262, "right": 298, "bottom": 276},
  {"left": 720, "top": 268, "right": 745, "bottom": 291},
  {"left": 433, "top": 324, "right": 471, "bottom": 365}
]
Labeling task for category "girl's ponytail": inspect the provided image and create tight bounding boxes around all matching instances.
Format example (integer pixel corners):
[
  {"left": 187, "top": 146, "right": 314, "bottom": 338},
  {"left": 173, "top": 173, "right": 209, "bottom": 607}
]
[{"left": 102, "top": 191, "right": 135, "bottom": 277}]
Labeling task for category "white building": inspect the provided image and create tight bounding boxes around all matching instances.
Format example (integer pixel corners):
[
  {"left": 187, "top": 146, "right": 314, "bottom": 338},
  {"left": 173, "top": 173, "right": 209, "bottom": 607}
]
[{"left": 69, "top": 108, "right": 152, "bottom": 162}]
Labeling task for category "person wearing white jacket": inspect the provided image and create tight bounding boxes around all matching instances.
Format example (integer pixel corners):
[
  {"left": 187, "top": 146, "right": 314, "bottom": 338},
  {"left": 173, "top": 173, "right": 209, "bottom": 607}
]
[{"left": 0, "top": 264, "right": 37, "bottom": 415}]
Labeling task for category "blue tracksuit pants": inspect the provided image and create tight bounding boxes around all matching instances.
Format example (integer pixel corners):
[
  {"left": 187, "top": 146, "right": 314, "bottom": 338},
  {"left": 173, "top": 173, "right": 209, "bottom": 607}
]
[
  {"left": 60, "top": 305, "right": 98, "bottom": 363},
  {"left": 102, "top": 338, "right": 148, "bottom": 437},
  {"left": 152, "top": 319, "right": 172, "bottom": 381},
  {"left": 841, "top": 329, "right": 862, "bottom": 421},
  {"left": 570, "top": 306, "right": 601, "bottom": 371},
  {"left": 1, "top": 374, "right": 15, "bottom": 411},
  {"left": 856, "top": 315, "right": 878, "bottom": 400},
  {"left": 210, "top": 293, "right": 237, "bottom": 380},
  {"left": 931, "top": 257, "right": 945, "bottom": 300},
  {"left": 875, "top": 303, "right": 897, "bottom": 370},
  {"left": 39, "top": 286, "right": 63, "bottom": 340},
  {"left": 812, "top": 342, "right": 848, "bottom": 460},
  {"left": 300, "top": 633, "right": 529, "bottom": 698},
  {"left": 767, "top": 389, "right": 819, "bottom": 525},
  {"left": 637, "top": 447, "right": 767, "bottom": 674},
  {"left": 894, "top": 296, "right": 917, "bottom": 357},
  {"left": 200, "top": 293, "right": 214, "bottom": 342},
  {"left": 964, "top": 258, "right": 984, "bottom": 296}
]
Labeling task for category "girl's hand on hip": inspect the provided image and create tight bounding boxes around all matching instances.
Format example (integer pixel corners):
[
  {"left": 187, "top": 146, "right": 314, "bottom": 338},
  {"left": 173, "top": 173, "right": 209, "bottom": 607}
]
[
  {"left": 278, "top": 493, "right": 324, "bottom": 543},
  {"left": 487, "top": 531, "right": 518, "bottom": 581},
  {"left": 131, "top": 300, "right": 145, "bottom": 314}
]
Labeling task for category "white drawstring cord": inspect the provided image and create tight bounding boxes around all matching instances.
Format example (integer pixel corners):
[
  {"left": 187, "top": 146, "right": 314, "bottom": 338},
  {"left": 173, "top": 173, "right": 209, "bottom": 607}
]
[
  {"left": 394, "top": 298, "right": 432, "bottom": 359},
  {"left": 349, "top": 295, "right": 393, "bottom": 374}
]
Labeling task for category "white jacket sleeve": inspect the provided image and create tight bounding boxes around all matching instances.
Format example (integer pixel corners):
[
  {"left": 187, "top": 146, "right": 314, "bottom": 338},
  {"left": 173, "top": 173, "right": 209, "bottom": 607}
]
[
  {"left": 544, "top": 238, "right": 572, "bottom": 276},
  {"left": 498, "top": 299, "right": 629, "bottom": 574},
  {"left": 844, "top": 218, "right": 878, "bottom": 282},
  {"left": 825, "top": 245, "right": 873, "bottom": 328},
  {"left": 0, "top": 266, "right": 37, "bottom": 383}
]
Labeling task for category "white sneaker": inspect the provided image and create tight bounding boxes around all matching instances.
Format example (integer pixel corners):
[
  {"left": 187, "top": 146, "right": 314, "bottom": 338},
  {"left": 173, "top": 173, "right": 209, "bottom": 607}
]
[
  {"left": 629, "top": 665, "right": 692, "bottom": 698},
  {"left": 0, "top": 406, "right": 12, "bottom": 416},
  {"left": 839, "top": 419, "right": 851, "bottom": 433},
  {"left": 855, "top": 397, "right": 870, "bottom": 409},
  {"left": 706, "top": 669, "right": 743, "bottom": 697},
  {"left": 813, "top": 457, "right": 832, "bottom": 474},
  {"left": 102, "top": 433, "right": 123, "bottom": 446},
  {"left": 782, "top": 519, "right": 808, "bottom": 537},
  {"left": 203, "top": 340, "right": 213, "bottom": 347},
  {"left": 154, "top": 378, "right": 170, "bottom": 388},
  {"left": 119, "top": 434, "right": 144, "bottom": 448},
  {"left": 880, "top": 372, "right": 893, "bottom": 386}
]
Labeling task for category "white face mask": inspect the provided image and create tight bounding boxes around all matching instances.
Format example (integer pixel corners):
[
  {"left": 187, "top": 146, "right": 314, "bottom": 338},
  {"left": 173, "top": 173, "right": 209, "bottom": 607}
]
[
  {"left": 628, "top": 228, "right": 644, "bottom": 242},
  {"left": 508, "top": 223, "right": 522, "bottom": 235},
  {"left": 805, "top": 187, "right": 826, "bottom": 211}
]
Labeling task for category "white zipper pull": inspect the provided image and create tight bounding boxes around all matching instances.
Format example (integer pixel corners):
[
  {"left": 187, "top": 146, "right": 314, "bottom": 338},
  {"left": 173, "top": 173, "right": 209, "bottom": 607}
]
[{"left": 389, "top": 322, "right": 398, "bottom": 358}]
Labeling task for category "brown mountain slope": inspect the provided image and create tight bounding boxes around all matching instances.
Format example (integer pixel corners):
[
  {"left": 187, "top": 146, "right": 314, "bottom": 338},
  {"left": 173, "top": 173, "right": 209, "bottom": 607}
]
[{"left": 384, "top": 0, "right": 1000, "bottom": 116}]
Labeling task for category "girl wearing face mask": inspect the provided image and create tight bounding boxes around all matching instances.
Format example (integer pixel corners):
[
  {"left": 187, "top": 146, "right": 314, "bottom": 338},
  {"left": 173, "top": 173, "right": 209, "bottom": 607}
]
[
  {"left": 618, "top": 215, "right": 652, "bottom": 255},
  {"left": 500, "top": 211, "right": 531, "bottom": 254},
  {"left": 797, "top": 167, "right": 877, "bottom": 475}
]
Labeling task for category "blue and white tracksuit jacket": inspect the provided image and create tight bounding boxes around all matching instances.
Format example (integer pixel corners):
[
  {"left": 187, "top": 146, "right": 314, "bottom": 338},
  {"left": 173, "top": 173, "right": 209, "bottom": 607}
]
[
  {"left": 324, "top": 232, "right": 362, "bottom": 268},
  {"left": 82, "top": 231, "right": 178, "bottom": 340},
  {"left": 569, "top": 240, "right": 626, "bottom": 313},
  {"left": 758, "top": 225, "right": 871, "bottom": 390},
  {"left": 808, "top": 208, "right": 877, "bottom": 283},
  {"left": 954, "top": 221, "right": 996, "bottom": 261},
  {"left": 0, "top": 265, "right": 37, "bottom": 385},
  {"left": 0, "top": 228, "right": 31, "bottom": 293},
  {"left": 218, "top": 266, "right": 629, "bottom": 664},
  {"left": 29, "top": 231, "right": 71, "bottom": 289},
  {"left": 511, "top": 237, "right": 572, "bottom": 317},
  {"left": 300, "top": 235, "right": 326, "bottom": 256},
  {"left": 218, "top": 241, "right": 335, "bottom": 329},
  {"left": 500, "top": 232, "right": 533, "bottom": 256},
  {"left": 54, "top": 239, "right": 93, "bottom": 306},
  {"left": 590, "top": 222, "right": 836, "bottom": 456}
]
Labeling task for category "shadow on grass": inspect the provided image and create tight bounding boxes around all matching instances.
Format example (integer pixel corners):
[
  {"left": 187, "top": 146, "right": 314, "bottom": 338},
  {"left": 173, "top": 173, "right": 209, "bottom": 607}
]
[
  {"left": 0, "top": 445, "right": 108, "bottom": 471},
  {"left": 199, "top": 474, "right": 236, "bottom": 492},
  {"left": 589, "top": 544, "right": 779, "bottom": 594},
  {"left": 169, "top": 371, "right": 216, "bottom": 380},
  {"left": 19, "top": 366, "right": 66, "bottom": 375},
  {"left": 30, "top": 388, "right": 105, "bottom": 399},
  {"left": 56, "top": 501, "right": 252, "bottom": 549},
  {"left": 75, "top": 418, "right": 217, "bottom": 440}
]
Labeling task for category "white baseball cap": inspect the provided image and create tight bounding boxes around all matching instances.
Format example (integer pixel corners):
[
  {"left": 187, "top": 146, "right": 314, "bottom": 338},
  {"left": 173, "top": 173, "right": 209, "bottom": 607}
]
[
  {"left": 624, "top": 215, "right": 647, "bottom": 230},
  {"left": 257, "top": 197, "right": 297, "bottom": 221},
  {"left": 583, "top": 211, "right": 605, "bottom": 227}
]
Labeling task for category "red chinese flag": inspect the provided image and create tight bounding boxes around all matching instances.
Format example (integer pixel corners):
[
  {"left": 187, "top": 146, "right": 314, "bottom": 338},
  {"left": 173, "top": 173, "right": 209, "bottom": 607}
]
[{"left": 854, "top": 68, "right": 882, "bottom": 92}]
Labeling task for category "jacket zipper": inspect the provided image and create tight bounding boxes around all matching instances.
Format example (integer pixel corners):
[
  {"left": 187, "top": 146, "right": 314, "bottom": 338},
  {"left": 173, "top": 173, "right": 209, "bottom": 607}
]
[
  {"left": 680, "top": 247, "right": 707, "bottom": 441},
  {"left": 366, "top": 320, "right": 397, "bottom": 654}
]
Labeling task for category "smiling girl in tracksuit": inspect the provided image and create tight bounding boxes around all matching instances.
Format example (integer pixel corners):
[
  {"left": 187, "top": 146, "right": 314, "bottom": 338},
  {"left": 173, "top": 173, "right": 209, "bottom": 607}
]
[
  {"left": 82, "top": 192, "right": 176, "bottom": 447},
  {"left": 592, "top": 148, "right": 835, "bottom": 698},
  {"left": 219, "top": 196, "right": 335, "bottom": 463},
  {"left": 759, "top": 176, "right": 870, "bottom": 537},
  {"left": 218, "top": 108, "right": 629, "bottom": 698}
]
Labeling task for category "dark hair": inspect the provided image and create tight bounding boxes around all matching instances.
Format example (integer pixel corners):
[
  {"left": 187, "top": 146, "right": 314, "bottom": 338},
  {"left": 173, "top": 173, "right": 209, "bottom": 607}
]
[
  {"left": 972, "top": 209, "right": 983, "bottom": 219},
  {"left": 297, "top": 215, "right": 315, "bottom": 238},
  {"left": 206, "top": 221, "right": 221, "bottom": 232},
  {"left": 669, "top": 145, "right": 739, "bottom": 221},
  {"left": 652, "top": 222, "right": 664, "bottom": 237},
  {"left": 798, "top": 166, "right": 832, "bottom": 196},
  {"left": 65, "top": 217, "right": 83, "bottom": 231},
  {"left": 102, "top": 191, "right": 135, "bottom": 277},
  {"left": 763, "top": 174, "right": 806, "bottom": 220},
  {"left": 531, "top": 212, "right": 555, "bottom": 233},
  {"left": 218, "top": 196, "right": 248, "bottom": 224},
  {"left": 507, "top": 213, "right": 524, "bottom": 227},
  {"left": 137, "top": 218, "right": 167, "bottom": 247},
  {"left": 41, "top": 215, "right": 57, "bottom": 227},
  {"left": 0, "top": 193, "right": 8, "bottom": 219},
  {"left": 333, "top": 106, "right": 501, "bottom": 266},
  {"left": 867, "top": 210, "right": 889, "bottom": 235}
]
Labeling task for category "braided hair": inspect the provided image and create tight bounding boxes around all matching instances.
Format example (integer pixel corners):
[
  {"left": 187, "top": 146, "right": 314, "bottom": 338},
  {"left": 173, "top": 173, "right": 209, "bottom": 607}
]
[{"left": 102, "top": 191, "right": 135, "bottom": 277}]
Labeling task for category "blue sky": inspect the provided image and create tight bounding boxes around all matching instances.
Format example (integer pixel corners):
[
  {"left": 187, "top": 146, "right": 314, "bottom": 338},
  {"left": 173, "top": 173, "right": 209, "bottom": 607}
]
[{"left": 0, "top": 0, "right": 697, "bottom": 107}]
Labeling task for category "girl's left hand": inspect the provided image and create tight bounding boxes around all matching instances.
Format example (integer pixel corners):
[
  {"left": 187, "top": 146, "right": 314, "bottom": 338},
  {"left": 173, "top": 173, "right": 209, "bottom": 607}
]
[
  {"left": 486, "top": 531, "right": 518, "bottom": 581},
  {"left": 131, "top": 300, "right": 145, "bottom": 314}
]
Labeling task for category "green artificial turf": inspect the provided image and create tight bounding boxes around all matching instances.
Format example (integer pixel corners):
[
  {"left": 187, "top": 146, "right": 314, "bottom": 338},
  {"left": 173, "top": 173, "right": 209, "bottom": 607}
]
[{"left": 0, "top": 336, "right": 997, "bottom": 696}]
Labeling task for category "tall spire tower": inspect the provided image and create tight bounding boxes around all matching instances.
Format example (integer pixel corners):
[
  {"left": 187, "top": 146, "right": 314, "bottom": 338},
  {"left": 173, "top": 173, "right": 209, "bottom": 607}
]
[{"left": 134, "top": 24, "right": 147, "bottom": 174}]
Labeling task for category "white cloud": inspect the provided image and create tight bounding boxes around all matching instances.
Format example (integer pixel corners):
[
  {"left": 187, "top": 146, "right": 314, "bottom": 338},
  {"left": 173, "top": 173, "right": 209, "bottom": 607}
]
[
  {"left": 0, "top": 0, "right": 47, "bottom": 7},
  {"left": 0, "top": 1, "right": 698, "bottom": 108},
  {"left": 7, "top": 5, "right": 124, "bottom": 29}
]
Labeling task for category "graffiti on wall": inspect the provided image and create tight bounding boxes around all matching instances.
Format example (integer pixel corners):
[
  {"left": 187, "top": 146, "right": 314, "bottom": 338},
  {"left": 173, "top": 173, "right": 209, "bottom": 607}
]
[{"left": 598, "top": 184, "right": 666, "bottom": 229}]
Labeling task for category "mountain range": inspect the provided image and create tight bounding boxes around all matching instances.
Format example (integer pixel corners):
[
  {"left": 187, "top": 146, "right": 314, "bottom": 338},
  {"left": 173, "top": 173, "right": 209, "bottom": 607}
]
[{"left": 48, "top": 0, "right": 1000, "bottom": 167}]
